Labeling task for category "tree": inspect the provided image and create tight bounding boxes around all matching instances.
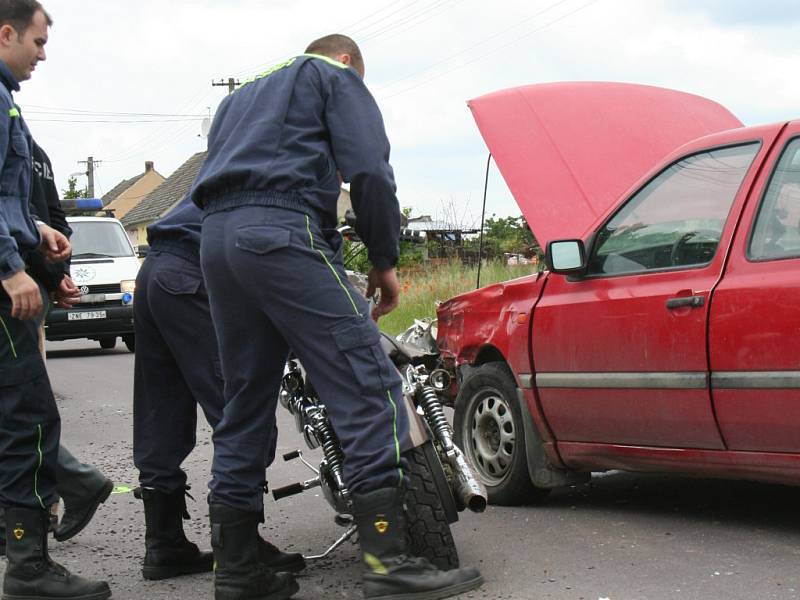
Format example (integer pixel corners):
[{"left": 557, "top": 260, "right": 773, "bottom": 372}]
[
  {"left": 62, "top": 176, "right": 88, "bottom": 199},
  {"left": 480, "top": 215, "right": 539, "bottom": 257}
]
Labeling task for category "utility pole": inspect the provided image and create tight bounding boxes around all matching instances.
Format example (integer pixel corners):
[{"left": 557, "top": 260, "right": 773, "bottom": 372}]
[
  {"left": 77, "top": 156, "right": 101, "bottom": 197},
  {"left": 212, "top": 77, "right": 240, "bottom": 95}
]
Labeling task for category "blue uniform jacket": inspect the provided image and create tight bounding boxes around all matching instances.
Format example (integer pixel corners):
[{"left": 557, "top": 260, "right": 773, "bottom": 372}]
[
  {"left": 191, "top": 54, "right": 400, "bottom": 270},
  {"left": 0, "top": 60, "right": 37, "bottom": 280},
  {"left": 146, "top": 195, "right": 202, "bottom": 265}
]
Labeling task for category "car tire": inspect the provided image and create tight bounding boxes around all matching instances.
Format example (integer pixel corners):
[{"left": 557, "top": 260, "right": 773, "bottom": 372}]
[
  {"left": 454, "top": 361, "right": 549, "bottom": 506},
  {"left": 123, "top": 334, "right": 135, "bottom": 353},
  {"left": 99, "top": 336, "right": 116, "bottom": 350},
  {"left": 403, "top": 444, "right": 459, "bottom": 570}
]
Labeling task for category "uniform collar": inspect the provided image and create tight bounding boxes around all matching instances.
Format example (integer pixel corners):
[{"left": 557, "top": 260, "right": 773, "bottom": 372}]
[{"left": 0, "top": 60, "right": 20, "bottom": 93}]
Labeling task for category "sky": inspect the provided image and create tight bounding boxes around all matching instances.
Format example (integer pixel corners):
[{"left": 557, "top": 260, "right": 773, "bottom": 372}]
[{"left": 16, "top": 0, "right": 800, "bottom": 228}]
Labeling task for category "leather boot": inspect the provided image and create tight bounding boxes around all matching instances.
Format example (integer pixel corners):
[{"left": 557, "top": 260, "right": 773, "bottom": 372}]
[
  {"left": 352, "top": 487, "right": 483, "bottom": 600},
  {"left": 2, "top": 506, "right": 111, "bottom": 600},
  {"left": 54, "top": 446, "right": 114, "bottom": 542},
  {"left": 136, "top": 486, "right": 214, "bottom": 580},
  {"left": 210, "top": 503, "right": 298, "bottom": 600},
  {"left": 257, "top": 535, "right": 305, "bottom": 573}
]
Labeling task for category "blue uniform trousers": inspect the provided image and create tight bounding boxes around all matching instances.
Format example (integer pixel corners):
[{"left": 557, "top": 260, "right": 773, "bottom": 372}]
[
  {"left": 200, "top": 203, "right": 409, "bottom": 512},
  {"left": 133, "top": 249, "right": 278, "bottom": 493},
  {"left": 0, "top": 290, "right": 59, "bottom": 509}
]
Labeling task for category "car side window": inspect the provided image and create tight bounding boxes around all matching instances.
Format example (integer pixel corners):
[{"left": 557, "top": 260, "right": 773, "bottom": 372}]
[
  {"left": 749, "top": 137, "right": 800, "bottom": 261},
  {"left": 588, "top": 143, "right": 760, "bottom": 276}
]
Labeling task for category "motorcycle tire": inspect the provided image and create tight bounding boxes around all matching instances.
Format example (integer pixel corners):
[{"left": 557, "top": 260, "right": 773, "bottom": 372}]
[{"left": 403, "top": 443, "right": 460, "bottom": 570}]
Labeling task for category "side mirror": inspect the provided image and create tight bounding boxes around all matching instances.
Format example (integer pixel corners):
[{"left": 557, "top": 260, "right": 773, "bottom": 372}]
[
  {"left": 545, "top": 239, "right": 587, "bottom": 275},
  {"left": 137, "top": 244, "right": 150, "bottom": 259}
]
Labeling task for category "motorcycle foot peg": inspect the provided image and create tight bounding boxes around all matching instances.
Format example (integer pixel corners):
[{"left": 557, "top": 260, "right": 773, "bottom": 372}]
[
  {"left": 283, "top": 450, "right": 301, "bottom": 461},
  {"left": 334, "top": 515, "right": 353, "bottom": 527},
  {"left": 272, "top": 482, "right": 305, "bottom": 501}
]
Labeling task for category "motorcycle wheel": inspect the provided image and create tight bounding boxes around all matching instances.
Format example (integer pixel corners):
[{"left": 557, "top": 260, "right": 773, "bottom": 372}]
[{"left": 403, "top": 443, "right": 460, "bottom": 570}]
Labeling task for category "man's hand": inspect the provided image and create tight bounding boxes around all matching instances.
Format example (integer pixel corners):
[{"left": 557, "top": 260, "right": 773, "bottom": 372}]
[
  {"left": 55, "top": 275, "right": 81, "bottom": 308},
  {"left": 37, "top": 223, "right": 71, "bottom": 263},
  {"left": 1, "top": 270, "right": 43, "bottom": 320},
  {"left": 366, "top": 266, "right": 400, "bottom": 321}
]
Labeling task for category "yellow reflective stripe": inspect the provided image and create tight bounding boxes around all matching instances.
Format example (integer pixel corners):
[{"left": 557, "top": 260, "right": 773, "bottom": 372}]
[
  {"left": 303, "top": 53, "right": 349, "bottom": 69},
  {"left": 305, "top": 216, "right": 361, "bottom": 316},
  {"left": 34, "top": 425, "right": 45, "bottom": 509},
  {"left": 0, "top": 314, "right": 17, "bottom": 358},
  {"left": 387, "top": 390, "right": 404, "bottom": 485},
  {"left": 239, "top": 57, "right": 298, "bottom": 89},
  {"left": 8, "top": 107, "right": 19, "bottom": 118}
]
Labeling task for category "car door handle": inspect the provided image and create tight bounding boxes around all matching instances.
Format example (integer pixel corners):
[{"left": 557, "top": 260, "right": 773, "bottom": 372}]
[{"left": 666, "top": 295, "right": 705, "bottom": 309}]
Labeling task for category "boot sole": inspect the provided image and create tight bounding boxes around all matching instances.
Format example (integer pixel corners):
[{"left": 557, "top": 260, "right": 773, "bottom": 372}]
[
  {"left": 143, "top": 561, "right": 213, "bottom": 580},
  {"left": 215, "top": 577, "right": 300, "bottom": 600},
  {"left": 3, "top": 591, "right": 111, "bottom": 600},
  {"left": 366, "top": 573, "right": 484, "bottom": 600},
  {"left": 54, "top": 480, "right": 114, "bottom": 542}
]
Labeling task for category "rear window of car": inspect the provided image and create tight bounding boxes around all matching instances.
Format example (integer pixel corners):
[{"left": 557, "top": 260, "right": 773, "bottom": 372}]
[{"left": 749, "top": 137, "right": 800, "bottom": 261}]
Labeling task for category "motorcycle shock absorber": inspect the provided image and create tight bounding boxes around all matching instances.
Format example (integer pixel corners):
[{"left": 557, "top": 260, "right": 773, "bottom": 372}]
[
  {"left": 314, "top": 411, "right": 348, "bottom": 497},
  {"left": 416, "top": 383, "right": 456, "bottom": 456}
]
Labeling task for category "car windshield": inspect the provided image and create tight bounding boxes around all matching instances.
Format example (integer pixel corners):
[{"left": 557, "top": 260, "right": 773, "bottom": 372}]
[{"left": 69, "top": 221, "right": 134, "bottom": 258}]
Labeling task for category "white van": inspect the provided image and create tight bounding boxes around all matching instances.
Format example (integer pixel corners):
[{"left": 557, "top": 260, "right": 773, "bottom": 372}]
[{"left": 44, "top": 216, "right": 139, "bottom": 351}]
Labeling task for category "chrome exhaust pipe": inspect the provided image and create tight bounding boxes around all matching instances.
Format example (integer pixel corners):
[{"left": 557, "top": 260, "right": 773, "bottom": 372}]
[{"left": 446, "top": 446, "right": 488, "bottom": 513}]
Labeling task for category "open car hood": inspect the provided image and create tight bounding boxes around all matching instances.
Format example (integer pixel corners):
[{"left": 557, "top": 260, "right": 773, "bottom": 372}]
[{"left": 468, "top": 82, "right": 743, "bottom": 247}]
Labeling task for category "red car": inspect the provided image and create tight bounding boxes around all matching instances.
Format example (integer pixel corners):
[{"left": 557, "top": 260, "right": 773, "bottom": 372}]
[{"left": 437, "top": 82, "right": 800, "bottom": 504}]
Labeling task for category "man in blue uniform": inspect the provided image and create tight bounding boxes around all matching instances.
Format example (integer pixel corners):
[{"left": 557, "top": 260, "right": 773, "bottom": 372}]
[
  {"left": 133, "top": 196, "right": 305, "bottom": 582},
  {"left": 0, "top": 140, "right": 114, "bottom": 556},
  {"left": 192, "top": 34, "right": 482, "bottom": 600},
  {"left": 0, "top": 1, "right": 110, "bottom": 598}
]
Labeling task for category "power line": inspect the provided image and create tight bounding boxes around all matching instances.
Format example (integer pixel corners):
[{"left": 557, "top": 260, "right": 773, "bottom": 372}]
[
  {"left": 226, "top": 0, "right": 427, "bottom": 79},
  {"left": 26, "top": 118, "right": 205, "bottom": 124},
  {"left": 25, "top": 104, "right": 208, "bottom": 118},
  {"left": 359, "top": 0, "right": 459, "bottom": 42},
  {"left": 374, "top": 0, "right": 571, "bottom": 92},
  {"left": 378, "top": 0, "right": 601, "bottom": 101}
]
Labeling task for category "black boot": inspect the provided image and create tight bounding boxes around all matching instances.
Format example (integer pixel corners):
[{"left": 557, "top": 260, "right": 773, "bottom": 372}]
[
  {"left": 136, "top": 486, "right": 214, "bottom": 580},
  {"left": 210, "top": 503, "right": 298, "bottom": 600},
  {"left": 54, "top": 446, "right": 114, "bottom": 543},
  {"left": 2, "top": 506, "right": 111, "bottom": 600},
  {"left": 352, "top": 487, "right": 483, "bottom": 600},
  {"left": 55, "top": 480, "right": 113, "bottom": 543},
  {"left": 257, "top": 535, "right": 305, "bottom": 573}
]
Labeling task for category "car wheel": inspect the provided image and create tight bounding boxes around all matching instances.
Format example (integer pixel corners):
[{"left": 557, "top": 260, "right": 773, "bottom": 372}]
[
  {"left": 454, "top": 361, "right": 549, "bottom": 506},
  {"left": 123, "top": 334, "right": 135, "bottom": 353},
  {"left": 99, "top": 336, "right": 116, "bottom": 350}
]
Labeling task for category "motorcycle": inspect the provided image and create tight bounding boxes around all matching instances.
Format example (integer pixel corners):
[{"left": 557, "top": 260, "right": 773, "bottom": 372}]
[{"left": 271, "top": 230, "right": 486, "bottom": 569}]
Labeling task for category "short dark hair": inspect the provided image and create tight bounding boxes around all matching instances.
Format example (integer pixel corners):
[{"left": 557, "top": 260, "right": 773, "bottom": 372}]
[
  {"left": 0, "top": 0, "right": 52, "bottom": 34},
  {"left": 305, "top": 34, "right": 363, "bottom": 72}
]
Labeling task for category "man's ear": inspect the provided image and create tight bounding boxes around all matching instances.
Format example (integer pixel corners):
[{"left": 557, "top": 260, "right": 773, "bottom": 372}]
[
  {"left": 336, "top": 53, "right": 352, "bottom": 66},
  {"left": 0, "top": 24, "right": 17, "bottom": 48}
]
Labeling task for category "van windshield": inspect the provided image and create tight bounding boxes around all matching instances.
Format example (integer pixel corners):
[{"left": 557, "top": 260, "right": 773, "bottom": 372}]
[{"left": 69, "top": 221, "right": 134, "bottom": 258}]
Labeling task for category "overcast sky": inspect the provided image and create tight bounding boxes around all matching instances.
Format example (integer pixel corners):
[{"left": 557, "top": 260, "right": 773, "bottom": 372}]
[{"left": 17, "top": 0, "right": 800, "bottom": 225}]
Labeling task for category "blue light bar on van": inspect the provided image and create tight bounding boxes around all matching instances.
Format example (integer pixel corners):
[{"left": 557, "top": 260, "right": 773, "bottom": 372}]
[{"left": 61, "top": 198, "right": 104, "bottom": 212}]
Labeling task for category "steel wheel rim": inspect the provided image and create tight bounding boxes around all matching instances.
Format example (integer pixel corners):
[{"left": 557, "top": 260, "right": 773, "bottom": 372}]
[{"left": 464, "top": 387, "right": 516, "bottom": 486}]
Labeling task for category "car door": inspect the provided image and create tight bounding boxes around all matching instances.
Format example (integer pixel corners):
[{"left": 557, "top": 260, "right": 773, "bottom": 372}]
[
  {"left": 531, "top": 141, "right": 763, "bottom": 449},
  {"left": 709, "top": 124, "right": 800, "bottom": 452}
]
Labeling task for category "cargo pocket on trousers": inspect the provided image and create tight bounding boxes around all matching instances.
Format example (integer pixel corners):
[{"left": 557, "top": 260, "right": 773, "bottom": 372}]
[
  {"left": 330, "top": 318, "right": 392, "bottom": 393},
  {"left": 235, "top": 226, "right": 291, "bottom": 255}
]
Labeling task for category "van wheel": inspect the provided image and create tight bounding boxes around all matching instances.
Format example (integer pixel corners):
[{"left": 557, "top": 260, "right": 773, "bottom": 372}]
[
  {"left": 454, "top": 361, "right": 549, "bottom": 506},
  {"left": 123, "top": 334, "right": 135, "bottom": 353},
  {"left": 99, "top": 336, "right": 116, "bottom": 350}
]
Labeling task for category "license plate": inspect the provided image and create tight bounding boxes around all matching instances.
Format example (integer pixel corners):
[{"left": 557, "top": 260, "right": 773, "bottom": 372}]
[{"left": 67, "top": 310, "right": 107, "bottom": 321}]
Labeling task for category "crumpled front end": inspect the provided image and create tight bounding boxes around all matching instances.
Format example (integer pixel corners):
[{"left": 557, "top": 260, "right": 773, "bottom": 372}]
[{"left": 436, "top": 272, "right": 546, "bottom": 380}]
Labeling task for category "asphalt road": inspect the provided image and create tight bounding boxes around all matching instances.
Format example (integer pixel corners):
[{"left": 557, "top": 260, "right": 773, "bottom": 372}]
[{"left": 2, "top": 338, "right": 799, "bottom": 600}]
